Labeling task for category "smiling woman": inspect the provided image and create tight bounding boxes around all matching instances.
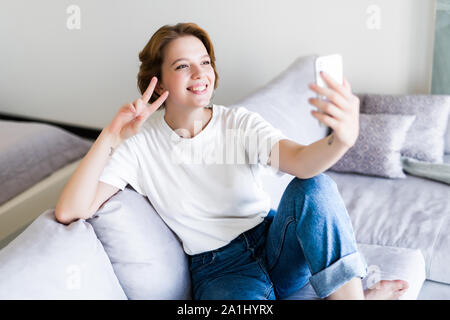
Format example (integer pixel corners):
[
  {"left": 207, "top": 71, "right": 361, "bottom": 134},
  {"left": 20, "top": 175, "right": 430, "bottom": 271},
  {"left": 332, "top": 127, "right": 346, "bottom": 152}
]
[
  {"left": 137, "top": 23, "right": 220, "bottom": 109},
  {"left": 55, "top": 21, "right": 408, "bottom": 301}
]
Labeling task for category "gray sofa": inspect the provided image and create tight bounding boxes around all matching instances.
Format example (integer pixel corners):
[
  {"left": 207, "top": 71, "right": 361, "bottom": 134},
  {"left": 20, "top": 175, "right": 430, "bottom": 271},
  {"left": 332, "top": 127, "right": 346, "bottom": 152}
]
[
  {"left": 0, "top": 189, "right": 426, "bottom": 300},
  {"left": 0, "top": 55, "right": 449, "bottom": 299}
]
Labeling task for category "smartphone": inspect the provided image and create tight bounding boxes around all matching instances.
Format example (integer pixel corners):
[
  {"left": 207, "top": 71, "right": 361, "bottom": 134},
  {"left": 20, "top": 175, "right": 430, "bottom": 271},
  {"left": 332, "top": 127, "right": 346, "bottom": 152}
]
[{"left": 314, "top": 54, "right": 343, "bottom": 126}]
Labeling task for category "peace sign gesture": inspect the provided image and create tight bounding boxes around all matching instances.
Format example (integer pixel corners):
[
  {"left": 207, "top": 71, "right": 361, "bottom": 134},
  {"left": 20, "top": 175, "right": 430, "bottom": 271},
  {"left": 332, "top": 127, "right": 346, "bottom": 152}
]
[{"left": 106, "top": 77, "right": 169, "bottom": 143}]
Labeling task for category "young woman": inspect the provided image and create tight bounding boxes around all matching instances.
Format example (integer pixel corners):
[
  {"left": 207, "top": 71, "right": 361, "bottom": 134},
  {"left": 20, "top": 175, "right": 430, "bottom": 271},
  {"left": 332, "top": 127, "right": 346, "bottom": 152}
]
[{"left": 55, "top": 22, "right": 409, "bottom": 300}]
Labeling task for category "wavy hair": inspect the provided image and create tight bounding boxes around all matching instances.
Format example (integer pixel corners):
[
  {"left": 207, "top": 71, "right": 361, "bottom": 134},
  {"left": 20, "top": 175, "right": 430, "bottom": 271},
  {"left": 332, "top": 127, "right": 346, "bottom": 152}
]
[{"left": 137, "top": 22, "right": 219, "bottom": 108}]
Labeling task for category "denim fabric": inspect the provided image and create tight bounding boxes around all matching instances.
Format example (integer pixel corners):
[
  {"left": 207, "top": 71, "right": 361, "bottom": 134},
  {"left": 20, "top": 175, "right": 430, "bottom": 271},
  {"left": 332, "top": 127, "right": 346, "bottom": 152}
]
[{"left": 189, "top": 173, "right": 368, "bottom": 300}]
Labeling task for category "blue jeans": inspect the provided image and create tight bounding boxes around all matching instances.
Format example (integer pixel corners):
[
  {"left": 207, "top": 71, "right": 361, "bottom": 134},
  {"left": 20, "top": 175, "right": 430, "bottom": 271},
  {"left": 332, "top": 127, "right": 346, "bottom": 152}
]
[{"left": 188, "top": 173, "right": 368, "bottom": 299}]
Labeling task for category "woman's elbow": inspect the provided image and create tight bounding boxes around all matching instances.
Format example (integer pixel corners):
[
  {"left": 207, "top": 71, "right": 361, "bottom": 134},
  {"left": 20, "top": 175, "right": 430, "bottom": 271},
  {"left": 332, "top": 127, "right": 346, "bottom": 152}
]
[{"left": 54, "top": 209, "right": 75, "bottom": 225}]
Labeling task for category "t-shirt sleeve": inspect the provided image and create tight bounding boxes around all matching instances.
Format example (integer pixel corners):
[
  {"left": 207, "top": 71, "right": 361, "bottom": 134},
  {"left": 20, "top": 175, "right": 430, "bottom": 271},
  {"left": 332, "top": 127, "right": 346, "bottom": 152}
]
[
  {"left": 236, "top": 107, "right": 289, "bottom": 177},
  {"left": 98, "top": 136, "right": 145, "bottom": 195}
]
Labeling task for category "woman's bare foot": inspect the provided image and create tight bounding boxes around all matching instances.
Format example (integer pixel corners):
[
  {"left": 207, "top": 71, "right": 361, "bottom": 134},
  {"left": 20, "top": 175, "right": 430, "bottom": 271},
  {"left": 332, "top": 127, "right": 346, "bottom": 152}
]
[{"left": 364, "top": 280, "right": 409, "bottom": 300}]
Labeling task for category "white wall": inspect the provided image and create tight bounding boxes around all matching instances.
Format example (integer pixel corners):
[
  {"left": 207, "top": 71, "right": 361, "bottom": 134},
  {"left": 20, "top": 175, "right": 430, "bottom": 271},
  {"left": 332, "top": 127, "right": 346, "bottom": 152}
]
[{"left": 0, "top": 0, "right": 436, "bottom": 129}]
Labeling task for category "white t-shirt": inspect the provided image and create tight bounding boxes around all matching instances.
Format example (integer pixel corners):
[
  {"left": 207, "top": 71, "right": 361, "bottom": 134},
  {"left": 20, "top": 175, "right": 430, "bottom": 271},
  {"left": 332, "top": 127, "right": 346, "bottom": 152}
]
[{"left": 99, "top": 104, "right": 288, "bottom": 255}]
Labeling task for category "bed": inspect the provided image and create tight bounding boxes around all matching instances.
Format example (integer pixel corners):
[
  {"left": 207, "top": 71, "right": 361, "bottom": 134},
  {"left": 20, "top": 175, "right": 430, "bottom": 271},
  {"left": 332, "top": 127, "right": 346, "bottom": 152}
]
[{"left": 0, "top": 120, "right": 92, "bottom": 249}]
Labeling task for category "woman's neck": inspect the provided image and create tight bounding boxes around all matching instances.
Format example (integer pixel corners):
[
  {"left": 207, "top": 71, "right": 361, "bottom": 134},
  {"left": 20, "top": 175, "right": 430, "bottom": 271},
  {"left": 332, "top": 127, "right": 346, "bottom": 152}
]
[{"left": 164, "top": 104, "right": 212, "bottom": 139}]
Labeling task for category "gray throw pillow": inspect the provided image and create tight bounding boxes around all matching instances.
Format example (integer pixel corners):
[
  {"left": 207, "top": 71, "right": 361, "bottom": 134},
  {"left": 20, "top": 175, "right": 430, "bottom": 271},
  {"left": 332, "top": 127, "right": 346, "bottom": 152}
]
[
  {"left": 87, "top": 186, "right": 191, "bottom": 300},
  {"left": 330, "top": 113, "right": 416, "bottom": 178},
  {"left": 361, "top": 94, "right": 450, "bottom": 162},
  {"left": 0, "top": 209, "right": 127, "bottom": 299}
]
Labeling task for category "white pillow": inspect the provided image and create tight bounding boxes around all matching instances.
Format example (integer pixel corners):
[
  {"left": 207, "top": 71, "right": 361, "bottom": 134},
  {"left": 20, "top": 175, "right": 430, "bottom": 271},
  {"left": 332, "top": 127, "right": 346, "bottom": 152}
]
[
  {"left": 0, "top": 209, "right": 127, "bottom": 299},
  {"left": 87, "top": 186, "right": 192, "bottom": 300},
  {"left": 283, "top": 243, "right": 426, "bottom": 300}
]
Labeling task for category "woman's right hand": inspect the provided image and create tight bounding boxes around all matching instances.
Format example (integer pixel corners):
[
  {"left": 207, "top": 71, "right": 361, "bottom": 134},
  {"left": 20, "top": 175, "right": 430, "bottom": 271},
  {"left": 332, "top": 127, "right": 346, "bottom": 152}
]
[{"left": 106, "top": 77, "right": 169, "bottom": 143}]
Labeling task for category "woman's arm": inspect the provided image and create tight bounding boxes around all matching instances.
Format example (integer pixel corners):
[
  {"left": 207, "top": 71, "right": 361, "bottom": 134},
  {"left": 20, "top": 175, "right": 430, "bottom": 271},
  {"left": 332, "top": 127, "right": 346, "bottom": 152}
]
[
  {"left": 269, "top": 134, "right": 350, "bottom": 179},
  {"left": 55, "top": 128, "right": 122, "bottom": 224},
  {"left": 55, "top": 77, "right": 168, "bottom": 224},
  {"left": 268, "top": 72, "right": 359, "bottom": 179}
]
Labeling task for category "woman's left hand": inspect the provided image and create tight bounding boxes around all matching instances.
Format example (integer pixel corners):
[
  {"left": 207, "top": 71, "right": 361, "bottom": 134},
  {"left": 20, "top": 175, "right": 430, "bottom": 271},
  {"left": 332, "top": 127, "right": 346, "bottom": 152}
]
[{"left": 308, "top": 72, "right": 360, "bottom": 148}]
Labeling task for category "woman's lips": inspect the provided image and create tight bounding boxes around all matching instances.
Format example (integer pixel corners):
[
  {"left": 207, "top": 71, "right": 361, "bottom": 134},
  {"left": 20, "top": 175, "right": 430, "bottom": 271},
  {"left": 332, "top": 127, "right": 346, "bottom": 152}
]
[{"left": 187, "top": 84, "right": 208, "bottom": 95}]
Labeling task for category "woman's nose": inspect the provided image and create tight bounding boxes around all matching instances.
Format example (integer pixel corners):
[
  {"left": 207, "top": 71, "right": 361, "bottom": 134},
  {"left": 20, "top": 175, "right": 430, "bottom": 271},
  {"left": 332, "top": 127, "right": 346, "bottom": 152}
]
[{"left": 191, "top": 64, "right": 205, "bottom": 78}]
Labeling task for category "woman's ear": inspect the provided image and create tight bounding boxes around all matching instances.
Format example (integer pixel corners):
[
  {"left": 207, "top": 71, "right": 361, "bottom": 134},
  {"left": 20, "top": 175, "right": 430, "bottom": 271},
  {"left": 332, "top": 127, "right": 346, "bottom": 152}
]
[{"left": 155, "top": 83, "right": 164, "bottom": 96}]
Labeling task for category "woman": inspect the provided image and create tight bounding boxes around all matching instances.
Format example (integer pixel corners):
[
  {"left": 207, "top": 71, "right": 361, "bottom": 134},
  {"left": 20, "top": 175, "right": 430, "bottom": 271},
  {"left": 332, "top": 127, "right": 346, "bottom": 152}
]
[{"left": 55, "top": 22, "right": 408, "bottom": 300}]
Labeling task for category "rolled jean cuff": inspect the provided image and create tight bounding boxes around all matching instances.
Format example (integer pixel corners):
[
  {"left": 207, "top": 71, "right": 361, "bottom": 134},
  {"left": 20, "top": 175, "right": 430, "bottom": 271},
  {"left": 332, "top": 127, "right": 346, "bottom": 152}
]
[{"left": 309, "top": 251, "right": 368, "bottom": 299}]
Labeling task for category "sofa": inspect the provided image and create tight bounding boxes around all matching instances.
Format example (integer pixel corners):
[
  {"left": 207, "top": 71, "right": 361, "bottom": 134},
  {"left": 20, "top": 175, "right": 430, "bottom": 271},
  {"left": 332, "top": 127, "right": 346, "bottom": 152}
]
[
  {"left": 0, "top": 190, "right": 427, "bottom": 300},
  {"left": 0, "top": 55, "right": 449, "bottom": 300}
]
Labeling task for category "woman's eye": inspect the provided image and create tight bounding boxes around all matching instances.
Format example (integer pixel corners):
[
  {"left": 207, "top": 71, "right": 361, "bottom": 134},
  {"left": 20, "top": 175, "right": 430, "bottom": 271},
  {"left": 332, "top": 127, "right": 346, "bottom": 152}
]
[
  {"left": 176, "top": 64, "right": 187, "bottom": 70},
  {"left": 175, "top": 61, "right": 210, "bottom": 70}
]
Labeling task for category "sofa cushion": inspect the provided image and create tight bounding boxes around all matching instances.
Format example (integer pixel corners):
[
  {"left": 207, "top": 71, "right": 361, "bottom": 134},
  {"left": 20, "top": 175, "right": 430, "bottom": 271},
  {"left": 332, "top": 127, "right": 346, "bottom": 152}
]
[
  {"left": 87, "top": 186, "right": 191, "bottom": 300},
  {"left": 229, "top": 54, "right": 329, "bottom": 152},
  {"left": 361, "top": 94, "right": 450, "bottom": 163},
  {"left": 227, "top": 54, "right": 329, "bottom": 197},
  {"left": 0, "top": 209, "right": 127, "bottom": 299},
  {"left": 324, "top": 169, "right": 450, "bottom": 284},
  {"left": 285, "top": 243, "right": 425, "bottom": 300},
  {"left": 330, "top": 113, "right": 416, "bottom": 178}
]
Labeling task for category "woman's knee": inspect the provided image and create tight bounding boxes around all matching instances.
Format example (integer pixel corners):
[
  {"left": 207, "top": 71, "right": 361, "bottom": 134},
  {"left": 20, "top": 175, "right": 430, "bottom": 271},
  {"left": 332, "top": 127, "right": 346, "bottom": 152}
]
[
  {"left": 285, "top": 173, "right": 337, "bottom": 197},
  {"left": 279, "top": 173, "right": 348, "bottom": 222}
]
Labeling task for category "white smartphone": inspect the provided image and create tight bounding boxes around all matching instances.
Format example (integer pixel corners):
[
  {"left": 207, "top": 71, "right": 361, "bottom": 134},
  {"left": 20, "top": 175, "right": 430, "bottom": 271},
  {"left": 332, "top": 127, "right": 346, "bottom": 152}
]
[{"left": 314, "top": 54, "right": 343, "bottom": 126}]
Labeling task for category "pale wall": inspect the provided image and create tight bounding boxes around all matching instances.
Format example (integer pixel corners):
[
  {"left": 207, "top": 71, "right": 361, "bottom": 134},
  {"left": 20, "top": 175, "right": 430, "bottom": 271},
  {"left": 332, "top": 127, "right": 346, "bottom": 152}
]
[{"left": 0, "top": 0, "right": 436, "bottom": 129}]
